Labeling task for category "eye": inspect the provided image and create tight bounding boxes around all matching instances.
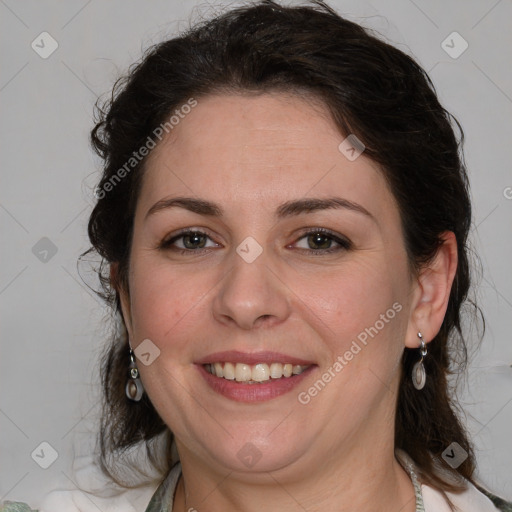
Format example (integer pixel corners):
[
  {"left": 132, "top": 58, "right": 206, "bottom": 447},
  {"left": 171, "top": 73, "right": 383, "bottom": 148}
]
[
  {"left": 159, "top": 230, "right": 220, "bottom": 253},
  {"left": 292, "top": 228, "right": 351, "bottom": 254},
  {"left": 159, "top": 228, "right": 351, "bottom": 256}
]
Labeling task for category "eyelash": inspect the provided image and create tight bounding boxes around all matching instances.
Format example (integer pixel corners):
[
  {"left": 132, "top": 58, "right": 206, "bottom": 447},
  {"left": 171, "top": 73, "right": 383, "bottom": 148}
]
[{"left": 159, "top": 227, "right": 352, "bottom": 256}]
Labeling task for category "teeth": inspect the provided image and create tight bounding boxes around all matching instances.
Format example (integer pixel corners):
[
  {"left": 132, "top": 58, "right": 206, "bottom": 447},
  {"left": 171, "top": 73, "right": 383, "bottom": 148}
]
[
  {"left": 223, "top": 362, "right": 235, "bottom": 380},
  {"left": 270, "top": 363, "right": 282, "bottom": 379},
  {"left": 292, "top": 365, "right": 303, "bottom": 375},
  {"left": 205, "top": 362, "right": 309, "bottom": 382},
  {"left": 214, "top": 362, "right": 223, "bottom": 378},
  {"left": 235, "top": 363, "right": 252, "bottom": 382},
  {"left": 252, "top": 363, "right": 269, "bottom": 382}
]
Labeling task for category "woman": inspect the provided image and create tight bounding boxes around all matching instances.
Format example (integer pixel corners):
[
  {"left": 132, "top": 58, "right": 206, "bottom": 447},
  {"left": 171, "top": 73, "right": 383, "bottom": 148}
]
[{"left": 3, "top": 1, "right": 511, "bottom": 511}]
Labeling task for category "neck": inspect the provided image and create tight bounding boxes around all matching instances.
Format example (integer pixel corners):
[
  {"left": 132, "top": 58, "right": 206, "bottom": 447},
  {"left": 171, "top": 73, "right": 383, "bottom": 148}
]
[{"left": 173, "top": 439, "right": 416, "bottom": 512}]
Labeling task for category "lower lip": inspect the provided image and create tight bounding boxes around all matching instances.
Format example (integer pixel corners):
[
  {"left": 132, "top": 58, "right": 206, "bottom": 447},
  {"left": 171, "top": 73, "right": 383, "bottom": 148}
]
[{"left": 197, "top": 364, "right": 315, "bottom": 403}]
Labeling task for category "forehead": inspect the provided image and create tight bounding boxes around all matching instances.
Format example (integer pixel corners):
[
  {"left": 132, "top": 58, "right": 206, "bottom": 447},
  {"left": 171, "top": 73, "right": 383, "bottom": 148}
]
[{"left": 138, "top": 92, "right": 394, "bottom": 218}]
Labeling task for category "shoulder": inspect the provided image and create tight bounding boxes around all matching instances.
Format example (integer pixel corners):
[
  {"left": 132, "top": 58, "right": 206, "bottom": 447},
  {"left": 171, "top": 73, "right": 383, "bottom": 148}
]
[
  {"left": 423, "top": 480, "right": 512, "bottom": 512},
  {"left": 2, "top": 454, "right": 159, "bottom": 512},
  {"left": 40, "top": 456, "right": 158, "bottom": 511},
  {"left": 395, "top": 449, "right": 511, "bottom": 512}
]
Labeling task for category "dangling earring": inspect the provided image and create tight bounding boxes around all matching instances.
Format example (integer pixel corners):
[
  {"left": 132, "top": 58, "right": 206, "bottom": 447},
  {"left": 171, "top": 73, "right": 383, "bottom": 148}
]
[
  {"left": 125, "top": 347, "right": 144, "bottom": 402},
  {"left": 412, "top": 332, "right": 427, "bottom": 390}
]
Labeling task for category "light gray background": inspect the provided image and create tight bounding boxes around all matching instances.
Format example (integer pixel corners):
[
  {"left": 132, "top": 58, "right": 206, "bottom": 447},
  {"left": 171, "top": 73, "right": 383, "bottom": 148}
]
[{"left": 1, "top": 0, "right": 511, "bottom": 505}]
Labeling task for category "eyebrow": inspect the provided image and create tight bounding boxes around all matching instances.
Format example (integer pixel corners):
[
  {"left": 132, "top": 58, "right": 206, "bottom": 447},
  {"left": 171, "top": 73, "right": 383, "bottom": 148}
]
[{"left": 145, "top": 196, "right": 375, "bottom": 221}]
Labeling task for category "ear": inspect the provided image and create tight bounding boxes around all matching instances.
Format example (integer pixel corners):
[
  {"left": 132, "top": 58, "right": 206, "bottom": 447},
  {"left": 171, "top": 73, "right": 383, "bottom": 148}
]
[
  {"left": 111, "top": 263, "right": 133, "bottom": 342},
  {"left": 405, "top": 231, "right": 458, "bottom": 348}
]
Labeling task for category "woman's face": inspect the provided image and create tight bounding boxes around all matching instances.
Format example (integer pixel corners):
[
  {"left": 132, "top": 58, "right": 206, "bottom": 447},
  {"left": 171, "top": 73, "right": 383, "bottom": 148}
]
[{"left": 120, "top": 92, "right": 418, "bottom": 478}]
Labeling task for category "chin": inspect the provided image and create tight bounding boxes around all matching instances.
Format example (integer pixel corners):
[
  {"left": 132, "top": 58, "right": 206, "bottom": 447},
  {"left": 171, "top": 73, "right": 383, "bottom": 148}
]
[{"left": 192, "top": 425, "right": 312, "bottom": 476}]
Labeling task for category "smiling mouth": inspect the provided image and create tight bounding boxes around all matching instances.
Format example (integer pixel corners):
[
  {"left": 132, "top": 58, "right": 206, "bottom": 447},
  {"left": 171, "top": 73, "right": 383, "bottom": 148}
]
[{"left": 204, "top": 362, "right": 310, "bottom": 383}]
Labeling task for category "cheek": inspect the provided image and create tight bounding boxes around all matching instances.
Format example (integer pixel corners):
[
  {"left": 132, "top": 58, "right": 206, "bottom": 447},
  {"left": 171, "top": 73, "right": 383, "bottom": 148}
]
[
  {"left": 296, "top": 261, "right": 407, "bottom": 402},
  {"left": 297, "top": 258, "right": 402, "bottom": 347},
  {"left": 128, "top": 256, "right": 217, "bottom": 353}
]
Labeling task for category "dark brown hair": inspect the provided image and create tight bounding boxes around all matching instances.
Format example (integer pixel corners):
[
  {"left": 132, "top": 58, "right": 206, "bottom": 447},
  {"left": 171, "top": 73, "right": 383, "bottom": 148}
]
[{"left": 86, "top": 0, "right": 480, "bottom": 498}]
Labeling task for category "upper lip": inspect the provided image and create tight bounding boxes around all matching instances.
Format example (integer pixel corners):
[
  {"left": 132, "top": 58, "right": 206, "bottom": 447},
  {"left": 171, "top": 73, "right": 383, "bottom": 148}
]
[{"left": 195, "top": 350, "right": 315, "bottom": 366}]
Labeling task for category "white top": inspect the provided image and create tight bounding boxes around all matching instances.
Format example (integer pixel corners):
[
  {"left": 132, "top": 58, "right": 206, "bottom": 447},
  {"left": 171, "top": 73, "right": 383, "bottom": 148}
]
[{"left": 6, "top": 453, "right": 506, "bottom": 511}]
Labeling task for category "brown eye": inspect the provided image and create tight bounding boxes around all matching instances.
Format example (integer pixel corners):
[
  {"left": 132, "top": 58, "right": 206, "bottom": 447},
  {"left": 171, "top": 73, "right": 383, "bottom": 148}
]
[
  {"left": 160, "top": 230, "right": 219, "bottom": 253},
  {"left": 307, "top": 232, "right": 333, "bottom": 250},
  {"left": 181, "top": 232, "right": 207, "bottom": 249},
  {"left": 293, "top": 229, "right": 351, "bottom": 254}
]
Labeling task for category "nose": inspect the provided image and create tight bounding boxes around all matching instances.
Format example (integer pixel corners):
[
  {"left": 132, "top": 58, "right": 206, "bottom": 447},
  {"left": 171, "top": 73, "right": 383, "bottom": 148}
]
[{"left": 212, "top": 249, "right": 291, "bottom": 330}]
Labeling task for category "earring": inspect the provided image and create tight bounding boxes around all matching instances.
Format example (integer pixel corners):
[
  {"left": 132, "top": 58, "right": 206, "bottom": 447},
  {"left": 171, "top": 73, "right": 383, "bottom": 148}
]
[
  {"left": 125, "top": 348, "right": 144, "bottom": 402},
  {"left": 412, "top": 332, "right": 427, "bottom": 390}
]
